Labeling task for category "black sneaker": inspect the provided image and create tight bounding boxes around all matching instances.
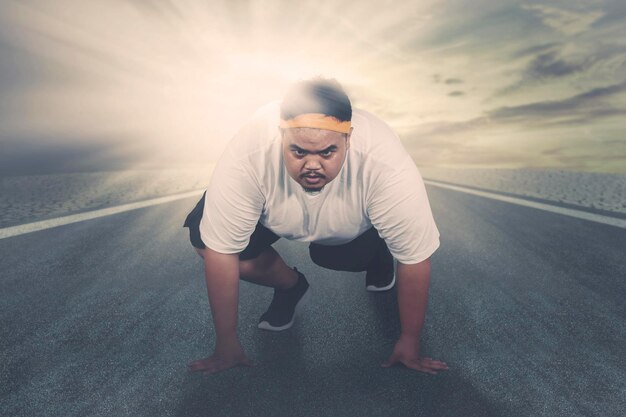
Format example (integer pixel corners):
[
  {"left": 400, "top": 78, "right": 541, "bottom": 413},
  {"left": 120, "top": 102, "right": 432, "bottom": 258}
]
[
  {"left": 365, "top": 264, "right": 395, "bottom": 292},
  {"left": 258, "top": 268, "right": 310, "bottom": 331}
]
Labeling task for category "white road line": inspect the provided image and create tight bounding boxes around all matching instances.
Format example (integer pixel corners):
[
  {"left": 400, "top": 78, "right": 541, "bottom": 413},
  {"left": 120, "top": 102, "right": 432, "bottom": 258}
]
[
  {"left": 1, "top": 180, "right": 624, "bottom": 240},
  {"left": 0, "top": 189, "right": 205, "bottom": 240},
  {"left": 424, "top": 179, "right": 626, "bottom": 229}
]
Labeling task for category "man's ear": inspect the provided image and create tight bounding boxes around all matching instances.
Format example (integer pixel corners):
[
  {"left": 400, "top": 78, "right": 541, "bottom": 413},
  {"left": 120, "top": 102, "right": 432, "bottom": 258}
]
[{"left": 346, "top": 127, "right": 353, "bottom": 150}]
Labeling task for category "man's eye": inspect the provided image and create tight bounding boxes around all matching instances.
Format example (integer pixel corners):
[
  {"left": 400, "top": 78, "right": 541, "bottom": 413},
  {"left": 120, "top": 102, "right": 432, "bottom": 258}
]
[
  {"left": 320, "top": 150, "right": 333, "bottom": 157},
  {"left": 294, "top": 150, "right": 306, "bottom": 156}
]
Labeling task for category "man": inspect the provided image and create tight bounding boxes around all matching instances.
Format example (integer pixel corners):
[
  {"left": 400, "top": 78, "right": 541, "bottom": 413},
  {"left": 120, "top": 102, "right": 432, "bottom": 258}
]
[{"left": 184, "top": 78, "right": 448, "bottom": 375}]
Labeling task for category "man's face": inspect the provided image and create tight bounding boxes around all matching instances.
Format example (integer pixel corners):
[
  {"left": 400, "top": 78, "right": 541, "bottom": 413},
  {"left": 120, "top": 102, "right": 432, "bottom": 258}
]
[{"left": 281, "top": 127, "right": 352, "bottom": 192}]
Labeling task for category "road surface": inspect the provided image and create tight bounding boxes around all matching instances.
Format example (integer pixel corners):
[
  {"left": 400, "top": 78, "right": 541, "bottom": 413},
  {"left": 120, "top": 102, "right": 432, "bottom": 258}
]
[{"left": 1, "top": 185, "right": 625, "bottom": 417}]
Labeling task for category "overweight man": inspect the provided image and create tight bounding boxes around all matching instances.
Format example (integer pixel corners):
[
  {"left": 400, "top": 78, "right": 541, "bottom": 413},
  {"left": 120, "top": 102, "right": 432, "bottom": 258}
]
[{"left": 184, "top": 78, "right": 448, "bottom": 375}]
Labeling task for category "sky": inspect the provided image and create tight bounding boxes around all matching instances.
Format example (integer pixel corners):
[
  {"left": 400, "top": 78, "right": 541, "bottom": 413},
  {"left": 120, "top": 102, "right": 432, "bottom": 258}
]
[{"left": 0, "top": 0, "right": 625, "bottom": 174}]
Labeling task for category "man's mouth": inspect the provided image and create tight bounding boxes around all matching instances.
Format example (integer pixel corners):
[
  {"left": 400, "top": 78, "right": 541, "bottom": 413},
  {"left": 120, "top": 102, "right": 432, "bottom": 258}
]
[
  {"left": 301, "top": 173, "right": 324, "bottom": 185},
  {"left": 301, "top": 173, "right": 324, "bottom": 179}
]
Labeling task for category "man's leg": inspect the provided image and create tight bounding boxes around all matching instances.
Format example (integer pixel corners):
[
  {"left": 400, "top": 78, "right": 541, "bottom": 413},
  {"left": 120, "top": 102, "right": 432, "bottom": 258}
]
[
  {"left": 191, "top": 219, "right": 299, "bottom": 288},
  {"left": 236, "top": 225, "right": 310, "bottom": 330},
  {"left": 309, "top": 227, "right": 395, "bottom": 291},
  {"left": 238, "top": 247, "right": 298, "bottom": 289},
  {"left": 194, "top": 246, "right": 297, "bottom": 288},
  {"left": 184, "top": 197, "right": 309, "bottom": 331},
  {"left": 193, "top": 242, "right": 310, "bottom": 332}
]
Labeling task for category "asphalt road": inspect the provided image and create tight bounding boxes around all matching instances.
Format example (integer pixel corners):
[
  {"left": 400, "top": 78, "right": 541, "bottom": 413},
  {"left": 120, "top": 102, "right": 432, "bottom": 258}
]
[{"left": 1, "top": 185, "right": 625, "bottom": 417}]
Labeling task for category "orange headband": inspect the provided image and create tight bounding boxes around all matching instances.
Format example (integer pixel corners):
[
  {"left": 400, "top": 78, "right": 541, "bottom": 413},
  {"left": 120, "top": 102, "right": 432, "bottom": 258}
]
[{"left": 279, "top": 113, "right": 351, "bottom": 134}]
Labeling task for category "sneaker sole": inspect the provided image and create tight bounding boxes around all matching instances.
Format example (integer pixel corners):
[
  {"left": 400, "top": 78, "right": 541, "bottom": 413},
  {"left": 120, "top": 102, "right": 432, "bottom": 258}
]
[
  {"left": 366, "top": 274, "right": 396, "bottom": 292},
  {"left": 257, "top": 286, "right": 311, "bottom": 331}
]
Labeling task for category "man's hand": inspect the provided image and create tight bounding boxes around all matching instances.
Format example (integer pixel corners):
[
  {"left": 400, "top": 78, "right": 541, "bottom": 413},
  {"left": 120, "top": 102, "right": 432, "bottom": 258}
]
[
  {"left": 189, "top": 249, "right": 249, "bottom": 374},
  {"left": 187, "top": 338, "right": 254, "bottom": 375},
  {"left": 382, "top": 334, "right": 448, "bottom": 375}
]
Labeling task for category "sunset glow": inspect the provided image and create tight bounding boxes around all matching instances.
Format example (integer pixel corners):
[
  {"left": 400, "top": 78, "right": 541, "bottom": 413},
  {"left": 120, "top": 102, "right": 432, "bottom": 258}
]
[{"left": 1, "top": 0, "right": 624, "bottom": 172}]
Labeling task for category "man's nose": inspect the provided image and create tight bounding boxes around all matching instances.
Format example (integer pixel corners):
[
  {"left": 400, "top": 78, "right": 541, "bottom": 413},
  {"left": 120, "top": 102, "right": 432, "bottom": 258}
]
[{"left": 303, "top": 156, "right": 322, "bottom": 170}]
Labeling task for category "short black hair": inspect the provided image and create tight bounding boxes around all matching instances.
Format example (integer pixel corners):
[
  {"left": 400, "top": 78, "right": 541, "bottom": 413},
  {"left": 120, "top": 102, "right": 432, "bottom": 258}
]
[{"left": 281, "top": 77, "right": 352, "bottom": 122}]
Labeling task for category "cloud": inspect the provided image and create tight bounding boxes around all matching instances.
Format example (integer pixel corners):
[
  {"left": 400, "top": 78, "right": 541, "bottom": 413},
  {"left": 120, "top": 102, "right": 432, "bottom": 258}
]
[
  {"left": 1, "top": 0, "right": 623, "bottom": 172},
  {"left": 490, "top": 81, "right": 626, "bottom": 121},
  {"left": 512, "top": 42, "right": 560, "bottom": 59},
  {"left": 410, "top": 81, "right": 626, "bottom": 138},
  {"left": 409, "top": 117, "right": 490, "bottom": 138},
  {"left": 497, "top": 43, "right": 626, "bottom": 96},
  {"left": 523, "top": 4, "right": 605, "bottom": 35},
  {"left": 575, "top": 81, "right": 626, "bottom": 100},
  {"left": 524, "top": 51, "right": 589, "bottom": 79}
]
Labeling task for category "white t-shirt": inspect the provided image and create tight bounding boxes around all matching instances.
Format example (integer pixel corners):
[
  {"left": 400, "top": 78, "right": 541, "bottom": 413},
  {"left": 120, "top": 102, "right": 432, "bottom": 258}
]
[{"left": 200, "top": 101, "right": 440, "bottom": 264}]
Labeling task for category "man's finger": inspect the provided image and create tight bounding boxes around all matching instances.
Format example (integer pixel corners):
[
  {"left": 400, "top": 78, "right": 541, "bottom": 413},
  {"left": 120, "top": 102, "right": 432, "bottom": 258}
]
[
  {"left": 187, "top": 360, "right": 211, "bottom": 372},
  {"left": 189, "top": 355, "right": 253, "bottom": 374},
  {"left": 381, "top": 355, "right": 399, "bottom": 368},
  {"left": 202, "top": 363, "right": 225, "bottom": 375},
  {"left": 188, "top": 357, "right": 227, "bottom": 373},
  {"left": 423, "top": 360, "right": 449, "bottom": 370},
  {"left": 404, "top": 361, "right": 438, "bottom": 375}
]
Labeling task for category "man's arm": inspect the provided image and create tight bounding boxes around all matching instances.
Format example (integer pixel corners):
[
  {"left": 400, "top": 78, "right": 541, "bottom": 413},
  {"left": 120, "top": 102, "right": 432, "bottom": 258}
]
[
  {"left": 382, "top": 257, "right": 448, "bottom": 374},
  {"left": 187, "top": 248, "right": 253, "bottom": 374}
]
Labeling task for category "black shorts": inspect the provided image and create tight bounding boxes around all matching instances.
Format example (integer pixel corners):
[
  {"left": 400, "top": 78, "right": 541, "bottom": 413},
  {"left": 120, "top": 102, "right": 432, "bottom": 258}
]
[
  {"left": 183, "top": 193, "right": 392, "bottom": 270},
  {"left": 183, "top": 192, "right": 280, "bottom": 261}
]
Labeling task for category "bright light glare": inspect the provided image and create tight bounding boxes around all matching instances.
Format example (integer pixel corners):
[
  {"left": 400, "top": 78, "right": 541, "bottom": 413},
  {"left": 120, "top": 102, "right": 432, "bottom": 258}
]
[
  {"left": 0, "top": 0, "right": 389, "bottom": 165},
  {"left": 0, "top": 0, "right": 624, "bottom": 172}
]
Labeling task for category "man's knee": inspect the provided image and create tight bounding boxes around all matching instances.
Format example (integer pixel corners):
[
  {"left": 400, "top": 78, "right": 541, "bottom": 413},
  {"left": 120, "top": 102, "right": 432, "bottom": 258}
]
[
  {"left": 239, "top": 248, "right": 276, "bottom": 278},
  {"left": 238, "top": 258, "right": 256, "bottom": 278}
]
